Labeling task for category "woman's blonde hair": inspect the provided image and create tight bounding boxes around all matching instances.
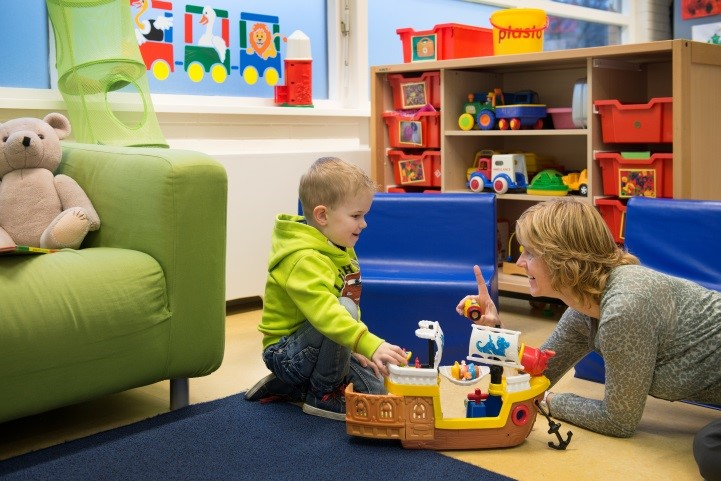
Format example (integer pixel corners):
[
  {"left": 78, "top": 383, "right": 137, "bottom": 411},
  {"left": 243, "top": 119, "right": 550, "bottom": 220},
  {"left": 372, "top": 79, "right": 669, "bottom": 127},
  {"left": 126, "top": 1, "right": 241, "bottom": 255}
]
[
  {"left": 515, "top": 197, "right": 639, "bottom": 307},
  {"left": 299, "top": 157, "right": 377, "bottom": 216}
]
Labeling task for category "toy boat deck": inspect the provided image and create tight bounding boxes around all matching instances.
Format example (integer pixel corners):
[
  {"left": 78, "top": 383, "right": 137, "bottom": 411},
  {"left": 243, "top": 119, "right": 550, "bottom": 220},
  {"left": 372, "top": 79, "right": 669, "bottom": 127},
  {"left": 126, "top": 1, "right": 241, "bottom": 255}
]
[
  {"left": 345, "top": 374, "right": 548, "bottom": 450},
  {"left": 345, "top": 321, "right": 554, "bottom": 450}
]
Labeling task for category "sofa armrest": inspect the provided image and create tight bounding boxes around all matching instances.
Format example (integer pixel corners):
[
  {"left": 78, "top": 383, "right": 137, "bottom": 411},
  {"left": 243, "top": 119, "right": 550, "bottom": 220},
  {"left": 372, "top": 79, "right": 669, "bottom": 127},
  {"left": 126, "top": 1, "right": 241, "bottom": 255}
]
[{"left": 58, "top": 143, "right": 228, "bottom": 377}]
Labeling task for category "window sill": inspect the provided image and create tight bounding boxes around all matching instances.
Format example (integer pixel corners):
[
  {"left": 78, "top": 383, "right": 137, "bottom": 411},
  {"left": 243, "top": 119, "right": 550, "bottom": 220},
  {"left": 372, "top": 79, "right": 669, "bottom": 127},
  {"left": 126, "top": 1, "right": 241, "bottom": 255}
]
[{"left": 0, "top": 87, "right": 370, "bottom": 118}]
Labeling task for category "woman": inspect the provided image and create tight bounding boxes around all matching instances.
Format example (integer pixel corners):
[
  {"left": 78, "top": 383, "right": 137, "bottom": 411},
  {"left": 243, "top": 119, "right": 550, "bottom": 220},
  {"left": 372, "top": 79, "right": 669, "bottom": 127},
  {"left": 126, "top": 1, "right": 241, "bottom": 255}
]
[{"left": 457, "top": 198, "right": 721, "bottom": 480}]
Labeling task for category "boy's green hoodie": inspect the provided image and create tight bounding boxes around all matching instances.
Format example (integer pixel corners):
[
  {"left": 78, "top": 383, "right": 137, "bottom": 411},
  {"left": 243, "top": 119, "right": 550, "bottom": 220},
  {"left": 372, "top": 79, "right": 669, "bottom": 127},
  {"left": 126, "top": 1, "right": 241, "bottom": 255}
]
[{"left": 258, "top": 214, "right": 384, "bottom": 360}]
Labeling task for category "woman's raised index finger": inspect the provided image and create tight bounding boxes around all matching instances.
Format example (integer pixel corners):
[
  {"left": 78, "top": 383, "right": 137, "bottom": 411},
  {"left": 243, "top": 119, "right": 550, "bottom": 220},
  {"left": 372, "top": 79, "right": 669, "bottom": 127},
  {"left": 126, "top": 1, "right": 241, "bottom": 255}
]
[{"left": 473, "top": 264, "right": 491, "bottom": 303}]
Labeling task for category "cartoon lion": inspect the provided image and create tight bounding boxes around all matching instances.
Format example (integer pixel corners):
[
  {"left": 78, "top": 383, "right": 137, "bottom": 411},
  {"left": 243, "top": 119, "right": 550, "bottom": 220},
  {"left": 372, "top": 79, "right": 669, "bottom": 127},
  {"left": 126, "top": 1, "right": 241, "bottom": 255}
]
[{"left": 247, "top": 22, "right": 286, "bottom": 60}]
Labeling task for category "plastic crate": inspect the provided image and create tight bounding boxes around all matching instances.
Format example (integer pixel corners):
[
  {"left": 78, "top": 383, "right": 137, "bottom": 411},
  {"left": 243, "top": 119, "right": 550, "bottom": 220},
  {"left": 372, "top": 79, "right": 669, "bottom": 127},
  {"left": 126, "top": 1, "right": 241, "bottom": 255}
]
[
  {"left": 388, "top": 149, "right": 441, "bottom": 188},
  {"left": 594, "top": 97, "right": 673, "bottom": 143},
  {"left": 547, "top": 107, "right": 578, "bottom": 129},
  {"left": 595, "top": 198, "right": 627, "bottom": 244},
  {"left": 396, "top": 23, "right": 493, "bottom": 63},
  {"left": 595, "top": 152, "right": 673, "bottom": 198},
  {"left": 388, "top": 71, "right": 441, "bottom": 109},
  {"left": 383, "top": 111, "right": 441, "bottom": 149}
]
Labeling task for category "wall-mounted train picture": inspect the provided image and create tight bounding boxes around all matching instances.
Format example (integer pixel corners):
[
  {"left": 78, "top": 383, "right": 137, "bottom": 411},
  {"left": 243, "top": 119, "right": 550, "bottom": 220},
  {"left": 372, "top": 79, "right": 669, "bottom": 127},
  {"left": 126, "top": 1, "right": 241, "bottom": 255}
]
[{"left": 130, "top": 0, "right": 294, "bottom": 92}]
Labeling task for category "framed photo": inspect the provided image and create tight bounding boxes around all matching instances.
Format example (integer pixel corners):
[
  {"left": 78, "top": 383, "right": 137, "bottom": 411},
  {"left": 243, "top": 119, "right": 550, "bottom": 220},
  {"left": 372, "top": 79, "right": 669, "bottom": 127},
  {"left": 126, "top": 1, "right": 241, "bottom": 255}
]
[
  {"left": 399, "top": 120, "right": 423, "bottom": 146},
  {"left": 397, "top": 158, "right": 426, "bottom": 184},
  {"left": 400, "top": 81, "right": 428, "bottom": 109},
  {"left": 411, "top": 35, "right": 437, "bottom": 62}
]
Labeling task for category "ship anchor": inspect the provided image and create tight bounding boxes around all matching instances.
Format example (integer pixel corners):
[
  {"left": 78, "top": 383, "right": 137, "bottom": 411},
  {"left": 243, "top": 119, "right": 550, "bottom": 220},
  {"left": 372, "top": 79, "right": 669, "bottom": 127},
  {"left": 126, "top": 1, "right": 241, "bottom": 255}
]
[{"left": 534, "top": 399, "right": 573, "bottom": 450}]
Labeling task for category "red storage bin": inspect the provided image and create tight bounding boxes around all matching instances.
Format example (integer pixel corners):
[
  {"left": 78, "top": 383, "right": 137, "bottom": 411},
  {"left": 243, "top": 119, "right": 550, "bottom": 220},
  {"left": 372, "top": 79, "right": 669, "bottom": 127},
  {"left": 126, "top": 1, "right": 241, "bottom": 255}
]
[
  {"left": 595, "top": 198, "right": 627, "bottom": 244},
  {"left": 594, "top": 97, "right": 673, "bottom": 143},
  {"left": 383, "top": 111, "right": 441, "bottom": 149},
  {"left": 388, "top": 71, "right": 441, "bottom": 109},
  {"left": 388, "top": 149, "right": 442, "bottom": 188},
  {"left": 595, "top": 152, "right": 673, "bottom": 198},
  {"left": 396, "top": 23, "right": 493, "bottom": 63}
]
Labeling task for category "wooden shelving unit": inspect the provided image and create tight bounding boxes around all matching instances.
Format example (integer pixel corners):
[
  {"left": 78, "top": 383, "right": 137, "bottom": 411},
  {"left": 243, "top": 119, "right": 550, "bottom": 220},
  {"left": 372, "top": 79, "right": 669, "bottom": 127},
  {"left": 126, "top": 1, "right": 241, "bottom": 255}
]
[{"left": 370, "top": 40, "right": 721, "bottom": 296}]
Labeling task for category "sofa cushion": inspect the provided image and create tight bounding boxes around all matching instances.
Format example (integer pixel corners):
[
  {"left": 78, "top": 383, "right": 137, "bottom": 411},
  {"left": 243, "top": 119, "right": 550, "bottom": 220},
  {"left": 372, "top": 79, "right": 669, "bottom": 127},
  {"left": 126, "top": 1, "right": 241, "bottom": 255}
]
[{"left": 0, "top": 247, "right": 171, "bottom": 418}]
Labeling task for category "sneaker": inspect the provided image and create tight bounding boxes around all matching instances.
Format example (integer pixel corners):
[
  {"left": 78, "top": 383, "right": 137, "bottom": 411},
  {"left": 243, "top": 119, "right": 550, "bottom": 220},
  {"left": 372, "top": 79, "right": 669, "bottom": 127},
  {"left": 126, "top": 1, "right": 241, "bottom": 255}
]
[
  {"left": 302, "top": 385, "right": 346, "bottom": 421},
  {"left": 244, "top": 373, "right": 304, "bottom": 403}
]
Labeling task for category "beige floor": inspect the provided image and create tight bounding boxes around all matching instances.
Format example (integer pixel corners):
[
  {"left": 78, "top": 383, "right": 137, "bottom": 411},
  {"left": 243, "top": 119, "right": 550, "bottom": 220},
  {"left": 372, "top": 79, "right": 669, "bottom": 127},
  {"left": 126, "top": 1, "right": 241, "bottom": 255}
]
[{"left": 1, "top": 297, "right": 716, "bottom": 480}]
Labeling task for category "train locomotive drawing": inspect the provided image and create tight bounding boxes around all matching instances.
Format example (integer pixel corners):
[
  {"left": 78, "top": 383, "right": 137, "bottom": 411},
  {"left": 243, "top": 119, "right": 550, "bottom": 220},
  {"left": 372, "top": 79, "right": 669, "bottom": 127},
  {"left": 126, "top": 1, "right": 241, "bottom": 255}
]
[{"left": 132, "top": 1, "right": 285, "bottom": 86}]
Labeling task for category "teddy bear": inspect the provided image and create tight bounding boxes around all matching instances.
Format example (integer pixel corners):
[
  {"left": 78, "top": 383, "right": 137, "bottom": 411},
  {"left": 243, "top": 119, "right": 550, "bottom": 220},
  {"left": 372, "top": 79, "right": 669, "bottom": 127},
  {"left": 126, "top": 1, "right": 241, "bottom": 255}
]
[{"left": 0, "top": 113, "right": 100, "bottom": 250}]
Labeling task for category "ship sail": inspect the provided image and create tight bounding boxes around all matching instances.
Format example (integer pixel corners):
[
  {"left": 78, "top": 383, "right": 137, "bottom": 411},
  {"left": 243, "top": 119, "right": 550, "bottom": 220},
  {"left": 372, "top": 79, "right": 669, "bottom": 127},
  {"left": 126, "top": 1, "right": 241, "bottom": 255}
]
[{"left": 467, "top": 325, "right": 523, "bottom": 370}]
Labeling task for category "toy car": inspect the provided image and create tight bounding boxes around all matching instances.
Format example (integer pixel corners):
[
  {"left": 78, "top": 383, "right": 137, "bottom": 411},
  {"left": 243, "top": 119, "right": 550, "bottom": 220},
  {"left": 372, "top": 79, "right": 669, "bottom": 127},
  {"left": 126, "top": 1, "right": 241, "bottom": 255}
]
[
  {"left": 459, "top": 89, "right": 547, "bottom": 131},
  {"left": 468, "top": 152, "right": 529, "bottom": 194},
  {"left": 463, "top": 298, "right": 483, "bottom": 321},
  {"left": 562, "top": 169, "right": 588, "bottom": 196},
  {"left": 495, "top": 90, "right": 547, "bottom": 130},
  {"left": 458, "top": 88, "right": 504, "bottom": 131}
]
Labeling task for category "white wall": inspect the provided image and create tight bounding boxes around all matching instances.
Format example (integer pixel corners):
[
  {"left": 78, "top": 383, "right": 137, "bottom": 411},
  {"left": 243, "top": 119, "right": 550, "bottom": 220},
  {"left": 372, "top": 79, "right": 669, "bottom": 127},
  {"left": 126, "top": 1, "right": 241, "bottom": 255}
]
[{"left": 163, "top": 107, "right": 370, "bottom": 300}]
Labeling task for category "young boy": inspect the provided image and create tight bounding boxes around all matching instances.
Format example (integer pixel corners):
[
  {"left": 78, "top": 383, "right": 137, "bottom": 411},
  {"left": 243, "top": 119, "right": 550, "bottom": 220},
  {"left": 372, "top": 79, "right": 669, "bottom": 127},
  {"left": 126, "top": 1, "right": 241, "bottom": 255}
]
[{"left": 245, "top": 157, "right": 407, "bottom": 421}]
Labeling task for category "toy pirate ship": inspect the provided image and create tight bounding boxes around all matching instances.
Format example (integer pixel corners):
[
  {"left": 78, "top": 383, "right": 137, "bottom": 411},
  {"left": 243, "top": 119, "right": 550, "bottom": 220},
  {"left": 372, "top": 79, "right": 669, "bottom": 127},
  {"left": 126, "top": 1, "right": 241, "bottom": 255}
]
[{"left": 345, "top": 320, "right": 557, "bottom": 450}]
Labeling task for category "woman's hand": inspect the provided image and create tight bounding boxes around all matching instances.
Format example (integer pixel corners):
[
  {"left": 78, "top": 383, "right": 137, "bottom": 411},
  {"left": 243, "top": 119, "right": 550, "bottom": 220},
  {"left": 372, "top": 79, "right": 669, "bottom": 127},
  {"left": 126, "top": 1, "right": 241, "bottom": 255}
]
[{"left": 455, "top": 264, "right": 502, "bottom": 328}]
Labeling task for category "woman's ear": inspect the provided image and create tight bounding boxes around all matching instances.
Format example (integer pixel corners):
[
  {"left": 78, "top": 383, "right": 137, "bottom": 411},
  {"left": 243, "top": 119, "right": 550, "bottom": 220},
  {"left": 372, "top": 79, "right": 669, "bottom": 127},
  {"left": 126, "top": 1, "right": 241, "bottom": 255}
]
[{"left": 313, "top": 205, "right": 328, "bottom": 226}]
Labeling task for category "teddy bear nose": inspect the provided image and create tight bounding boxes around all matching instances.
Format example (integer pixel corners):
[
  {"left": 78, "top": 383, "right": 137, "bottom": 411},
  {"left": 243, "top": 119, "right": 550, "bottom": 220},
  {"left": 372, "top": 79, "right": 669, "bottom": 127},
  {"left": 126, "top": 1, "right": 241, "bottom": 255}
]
[{"left": 22, "top": 136, "right": 31, "bottom": 148}]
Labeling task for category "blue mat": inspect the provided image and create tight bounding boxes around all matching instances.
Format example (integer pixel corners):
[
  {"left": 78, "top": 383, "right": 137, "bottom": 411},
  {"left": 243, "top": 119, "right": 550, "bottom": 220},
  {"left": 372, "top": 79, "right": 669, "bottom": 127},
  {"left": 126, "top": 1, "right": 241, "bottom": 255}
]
[{"left": 0, "top": 394, "right": 515, "bottom": 481}]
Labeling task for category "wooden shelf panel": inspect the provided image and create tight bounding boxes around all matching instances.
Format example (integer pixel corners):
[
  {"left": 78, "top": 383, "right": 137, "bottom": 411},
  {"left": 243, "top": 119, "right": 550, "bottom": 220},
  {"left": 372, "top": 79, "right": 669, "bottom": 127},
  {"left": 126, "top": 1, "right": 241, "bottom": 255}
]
[
  {"left": 498, "top": 272, "right": 530, "bottom": 295},
  {"left": 444, "top": 129, "right": 588, "bottom": 137}
]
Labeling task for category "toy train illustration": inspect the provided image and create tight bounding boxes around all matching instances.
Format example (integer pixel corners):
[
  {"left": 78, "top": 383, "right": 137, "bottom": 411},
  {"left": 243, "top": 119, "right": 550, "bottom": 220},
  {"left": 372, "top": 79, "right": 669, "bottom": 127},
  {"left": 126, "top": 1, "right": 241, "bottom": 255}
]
[
  {"left": 345, "top": 321, "right": 561, "bottom": 450},
  {"left": 132, "top": 1, "right": 284, "bottom": 86}
]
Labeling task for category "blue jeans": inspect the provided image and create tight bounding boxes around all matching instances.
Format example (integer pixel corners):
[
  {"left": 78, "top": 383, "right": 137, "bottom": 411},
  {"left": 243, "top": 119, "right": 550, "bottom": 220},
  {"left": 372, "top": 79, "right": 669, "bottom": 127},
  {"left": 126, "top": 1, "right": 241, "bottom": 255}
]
[{"left": 262, "top": 321, "right": 386, "bottom": 395}]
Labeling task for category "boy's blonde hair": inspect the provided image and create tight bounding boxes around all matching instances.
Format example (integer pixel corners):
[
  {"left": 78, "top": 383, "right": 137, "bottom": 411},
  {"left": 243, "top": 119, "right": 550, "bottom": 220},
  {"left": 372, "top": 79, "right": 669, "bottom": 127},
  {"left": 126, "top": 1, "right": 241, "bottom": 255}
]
[
  {"left": 299, "top": 157, "right": 377, "bottom": 216},
  {"left": 515, "top": 197, "right": 639, "bottom": 307}
]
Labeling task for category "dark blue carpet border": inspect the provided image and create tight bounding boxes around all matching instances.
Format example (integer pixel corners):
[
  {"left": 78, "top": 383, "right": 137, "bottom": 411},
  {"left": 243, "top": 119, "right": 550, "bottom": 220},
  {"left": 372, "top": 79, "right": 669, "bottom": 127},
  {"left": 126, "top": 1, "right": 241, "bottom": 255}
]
[{"left": 0, "top": 393, "right": 515, "bottom": 481}]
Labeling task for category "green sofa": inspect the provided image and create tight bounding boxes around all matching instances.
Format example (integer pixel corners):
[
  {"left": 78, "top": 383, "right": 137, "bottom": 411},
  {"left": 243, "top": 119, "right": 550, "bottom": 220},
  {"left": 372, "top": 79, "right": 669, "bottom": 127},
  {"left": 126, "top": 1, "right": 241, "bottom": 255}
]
[{"left": 0, "top": 143, "right": 227, "bottom": 423}]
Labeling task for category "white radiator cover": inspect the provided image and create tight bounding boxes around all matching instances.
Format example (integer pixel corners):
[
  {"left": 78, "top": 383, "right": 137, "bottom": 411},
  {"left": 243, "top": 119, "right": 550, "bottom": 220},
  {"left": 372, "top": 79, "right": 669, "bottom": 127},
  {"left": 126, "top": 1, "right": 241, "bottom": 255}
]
[{"left": 169, "top": 138, "right": 371, "bottom": 302}]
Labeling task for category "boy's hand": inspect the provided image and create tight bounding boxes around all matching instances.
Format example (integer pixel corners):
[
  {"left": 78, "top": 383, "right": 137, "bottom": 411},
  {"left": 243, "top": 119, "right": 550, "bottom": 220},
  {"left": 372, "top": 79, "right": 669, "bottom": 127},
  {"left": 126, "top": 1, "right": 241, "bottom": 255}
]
[
  {"left": 455, "top": 264, "right": 502, "bottom": 327},
  {"left": 371, "top": 342, "right": 408, "bottom": 377},
  {"left": 352, "top": 352, "right": 381, "bottom": 378}
]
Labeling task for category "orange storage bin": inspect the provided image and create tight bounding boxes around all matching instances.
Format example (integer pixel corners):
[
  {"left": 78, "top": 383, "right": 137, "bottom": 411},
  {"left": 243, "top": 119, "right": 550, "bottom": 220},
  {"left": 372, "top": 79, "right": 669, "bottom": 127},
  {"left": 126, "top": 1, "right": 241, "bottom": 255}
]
[
  {"left": 396, "top": 23, "right": 493, "bottom": 63},
  {"left": 383, "top": 111, "right": 441, "bottom": 149},
  {"left": 595, "top": 198, "right": 627, "bottom": 244},
  {"left": 388, "top": 149, "right": 442, "bottom": 188},
  {"left": 594, "top": 97, "right": 673, "bottom": 143},
  {"left": 388, "top": 71, "right": 441, "bottom": 109},
  {"left": 595, "top": 152, "right": 673, "bottom": 198}
]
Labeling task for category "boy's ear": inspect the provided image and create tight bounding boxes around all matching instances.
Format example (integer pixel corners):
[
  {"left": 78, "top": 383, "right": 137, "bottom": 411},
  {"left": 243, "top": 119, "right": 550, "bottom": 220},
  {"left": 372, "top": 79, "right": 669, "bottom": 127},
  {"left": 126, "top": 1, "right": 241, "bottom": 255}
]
[{"left": 313, "top": 205, "right": 329, "bottom": 226}]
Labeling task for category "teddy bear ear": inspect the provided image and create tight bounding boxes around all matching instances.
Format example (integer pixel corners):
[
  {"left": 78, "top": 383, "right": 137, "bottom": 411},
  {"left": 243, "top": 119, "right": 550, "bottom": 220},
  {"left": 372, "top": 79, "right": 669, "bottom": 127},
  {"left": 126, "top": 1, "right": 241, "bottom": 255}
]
[{"left": 43, "top": 112, "right": 72, "bottom": 140}]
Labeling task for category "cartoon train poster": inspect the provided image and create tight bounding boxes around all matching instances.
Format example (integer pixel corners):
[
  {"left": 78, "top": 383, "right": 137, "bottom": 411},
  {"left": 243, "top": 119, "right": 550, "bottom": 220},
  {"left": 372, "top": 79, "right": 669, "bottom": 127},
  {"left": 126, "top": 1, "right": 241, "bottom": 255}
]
[{"left": 128, "top": 0, "right": 323, "bottom": 97}]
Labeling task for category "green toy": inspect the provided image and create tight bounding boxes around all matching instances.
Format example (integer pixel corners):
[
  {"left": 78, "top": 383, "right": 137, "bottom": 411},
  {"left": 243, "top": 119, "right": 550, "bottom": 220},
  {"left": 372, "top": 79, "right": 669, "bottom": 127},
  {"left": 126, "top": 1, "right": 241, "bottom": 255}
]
[
  {"left": 45, "top": 0, "right": 167, "bottom": 147},
  {"left": 527, "top": 169, "right": 569, "bottom": 196}
]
